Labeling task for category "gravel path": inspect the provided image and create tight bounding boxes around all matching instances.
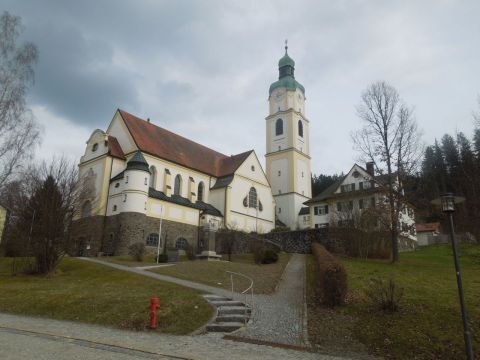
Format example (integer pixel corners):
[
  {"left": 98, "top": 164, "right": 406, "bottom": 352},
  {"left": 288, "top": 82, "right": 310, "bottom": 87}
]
[
  {"left": 0, "top": 313, "right": 351, "bottom": 360},
  {"left": 236, "top": 253, "right": 307, "bottom": 346},
  {"left": 81, "top": 255, "right": 309, "bottom": 347}
]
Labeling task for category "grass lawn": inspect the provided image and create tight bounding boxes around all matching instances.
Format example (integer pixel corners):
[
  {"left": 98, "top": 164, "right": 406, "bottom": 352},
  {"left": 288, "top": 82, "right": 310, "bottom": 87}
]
[
  {"left": 0, "top": 257, "right": 213, "bottom": 334},
  {"left": 149, "top": 253, "right": 291, "bottom": 294},
  {"left": 101, "top": 255, "right": 187, "bottom": 267},
  {"left": 307, "top": 244, "right": 480, "bottom": 360}
]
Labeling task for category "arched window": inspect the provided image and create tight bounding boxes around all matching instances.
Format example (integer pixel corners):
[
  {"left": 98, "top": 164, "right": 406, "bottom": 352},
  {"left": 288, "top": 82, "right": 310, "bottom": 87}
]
[
  {"left": 275, "top": 119, "right": 283, "bottom": 136},
  {"left": 198, "top": 182, "right": 204, "bottom": 202},
  {"left": 149, "top": 166, "right": 157, "bottom": 188},
  {"left": 175, "top": 238, "right": 188, "bottom": 250},
  {"left": 146, "top": 233, "right": 159, "bottom": 246},
  {"left": 298, "top": 120, "right": 303, "bottom": 137},
  {"left": 248, "top": 187, "right": 257, "bottom": 208},
  {"left": 174, "top": 174, "right": 182, "bottom": 195},
  {"left": 81, "top": 201, "right": 92, "bottom": 218}
]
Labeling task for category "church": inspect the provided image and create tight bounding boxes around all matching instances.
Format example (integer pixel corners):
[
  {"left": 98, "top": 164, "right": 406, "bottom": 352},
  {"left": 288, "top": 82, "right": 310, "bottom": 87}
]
[{"left": 72, "top": 46, "right": 313, "bottom": 256}]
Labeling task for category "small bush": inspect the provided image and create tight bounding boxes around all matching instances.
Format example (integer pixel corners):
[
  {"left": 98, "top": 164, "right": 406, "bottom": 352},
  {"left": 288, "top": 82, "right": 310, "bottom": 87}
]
[
  {"left": 262, "top": 249, "right": 279, "bottom": 264},
  {"left": 250, "top": 240, "right": 265, "bottom": 264},
  {"left": 312, "top": 242, "right": 347, "bottom": 307},
  {"left": 128, "top": 242, "right": 146, "bottom": 262},
  {"left": 156, "top": 253, "right": 169, "bottom": 263},
  {"left": 366, "top": 278, "right": 404, "bottom": 312},
  {"left": 184, "top": 243, "right": 196, "bottom": 260}
]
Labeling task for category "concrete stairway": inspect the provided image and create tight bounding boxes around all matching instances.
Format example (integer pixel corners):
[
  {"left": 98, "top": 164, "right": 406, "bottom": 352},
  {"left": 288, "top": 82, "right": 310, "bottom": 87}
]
[{"left": 203, "top": 294, "right": 251, "bottom": 333}]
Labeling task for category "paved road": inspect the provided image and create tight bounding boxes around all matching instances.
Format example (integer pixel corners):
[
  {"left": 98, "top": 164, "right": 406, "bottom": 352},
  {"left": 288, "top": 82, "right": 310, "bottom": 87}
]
[{"left": 0, "top": 313, "right": 351, "bottom": 360}]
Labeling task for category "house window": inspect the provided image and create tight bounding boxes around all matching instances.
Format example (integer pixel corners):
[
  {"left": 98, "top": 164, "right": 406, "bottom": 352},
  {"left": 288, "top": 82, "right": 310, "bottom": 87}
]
[
  {"left": 275, "top": 118, "right": 283, "bottom": 136},
  {"left": 175, "top": 238, "right": 188, "bottom": 250},
  {"left": 298, "top": 120, "right": 303, "bottom": 137},
  {"left": 248, "top": 187, "right": 257, "bottom": 208},
  {"left": 92, "top": 143, "right": 98, "bottom": 152},
  {"left": 198, "top": 182, "right": 205, "bottom": 202},
  {"left": 81, "top": 201, "right": 92, "bottom": 218},
  {"left": 174, "top": 174, "right": 182, "bottom": 195},
  {"left": 278, "top": 189, "right": 281, "bottom": 194},
  {"left": 149, "top": 166, "right": 157, "bottom": 188},
  {"left": 146, "top": 233, "right": 159, "bottom": 246},
  {"left": 278, "top": 146, "right": 281, "bottom": 151},
  {"left": 314, "top": 205, "right": 328, "bottom": 215}
]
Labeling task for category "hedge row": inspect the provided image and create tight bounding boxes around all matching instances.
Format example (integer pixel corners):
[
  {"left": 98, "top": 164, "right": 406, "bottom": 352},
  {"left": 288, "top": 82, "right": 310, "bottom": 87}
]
[{"left": 311, "top": 242, "right": 347, "bottom": 307}]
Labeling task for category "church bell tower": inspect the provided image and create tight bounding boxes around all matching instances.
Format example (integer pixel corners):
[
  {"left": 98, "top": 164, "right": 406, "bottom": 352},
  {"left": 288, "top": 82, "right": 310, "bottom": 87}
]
[{"left": 265, "top": 43, "right": 312, "bottom": 229}]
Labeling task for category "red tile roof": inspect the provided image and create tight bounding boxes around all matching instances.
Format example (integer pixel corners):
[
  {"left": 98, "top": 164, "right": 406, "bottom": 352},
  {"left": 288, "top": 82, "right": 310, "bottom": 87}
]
[
  {"left": 118, "top": 109, "right": 252, "bottom": 177},
  {"left": 416, "top": 222, "right": 441, "bottom": 233},
  {"left": 107, "top": 136, "right": 126, "bottom": 160}
]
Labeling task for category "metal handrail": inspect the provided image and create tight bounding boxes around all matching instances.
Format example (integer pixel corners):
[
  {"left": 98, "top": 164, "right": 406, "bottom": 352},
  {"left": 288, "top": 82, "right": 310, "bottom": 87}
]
[{"left": 226, "top": 270, "right": 254, "bottom": 324}]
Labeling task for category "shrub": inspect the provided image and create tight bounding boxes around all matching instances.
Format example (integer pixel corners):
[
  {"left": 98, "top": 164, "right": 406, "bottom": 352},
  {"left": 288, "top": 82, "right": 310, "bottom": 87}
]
[
  {"left": 128, "top": 242, "right": 146, "bottom": 262},
  {"left": 156, "top": 253, "right": 168, "bottom": 263},
  {"left": 250, "top": 240, "right": 265, "bottom": 264},
  {"left": 311, "top": 242, "right": 347, "bottom": 307},
  {"left": 184, "top": 243, "right": 196, "bottom": 261},
  {"left": 365, "top": 278, "right": 404, "bottom": 312},
  {"left": 262, "top": 249, "right": 279, "bottom": 264}
]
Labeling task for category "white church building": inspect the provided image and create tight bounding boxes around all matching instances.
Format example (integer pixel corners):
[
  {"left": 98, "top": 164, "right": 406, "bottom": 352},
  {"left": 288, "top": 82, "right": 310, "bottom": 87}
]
[{"left": 72, "top": 46, "right": 313, "bottom": 255}]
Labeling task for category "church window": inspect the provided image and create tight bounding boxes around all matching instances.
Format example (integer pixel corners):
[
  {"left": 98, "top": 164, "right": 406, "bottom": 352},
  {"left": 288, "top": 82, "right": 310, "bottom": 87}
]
[
  {"left": 123, "top": 194, "right": 127, "bottom": 202},
  {"left": 115, "top": 182, "right": 119, "bottom": 188},
  {"left": 113, "top": 205, "right": 117, "bottom": 212},
  {"left": 248, "top": 187, "right": 257, "bottom": 208},
  {"left": 275, "top": 119, "right": 283, "bottom": 136},
  {"left": 146, "top": 233, "right": 159, "bottom": 246},
  {"left": 92, "top": 143, "right": 98, "bottom": 152},
  {"left": 298, "top": 120, "right": 303, "bottom": 137},
  {"left": 278, "top": 146, "right": 281, "bottom": 151},
  {"left": 144, "top": 201, "right": 147, "bottom": 210},
  {"left": 174, "top": 174, "right": 182, "bottom": 195},
  {"left": 302, "top": 171, "right": 304, "bottom": 178},
  {"left": 126, "top": 176, "right": 129, "bottom": 184},
  {"left": 278, "top": 207, "right": 281, "bottom": 213},
  {"left": 175, "top": 238, "right": 188, "bottom": 250},
  {"left": 251, "top": 165, "right": 255, "bottom": 171},
  {"left": 259, "top": 201, "right": 263, "bottom": 212},
  {"left": 81, "top": 201, "right": 92, "bottom": 218},
  {"left": 149, "top": 166, "right": 157, "bottom": 188},
  {"left": 243, "top": 196, "right": 248, "bottom": 207},
  {"left": 144, "top": 177, "right": 147, "bottom": 185},
  {"left": 198, "top": 182, "right": 205, "bottom": 202},
  {"left": 278, "top": 170, "right": 281, "bottom": 176}
]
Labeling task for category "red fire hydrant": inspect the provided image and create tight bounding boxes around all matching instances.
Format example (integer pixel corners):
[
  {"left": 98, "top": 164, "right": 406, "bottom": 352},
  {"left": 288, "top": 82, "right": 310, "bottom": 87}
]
[{"left": 149, "top": 296, "right": 160, "bottom": 329}]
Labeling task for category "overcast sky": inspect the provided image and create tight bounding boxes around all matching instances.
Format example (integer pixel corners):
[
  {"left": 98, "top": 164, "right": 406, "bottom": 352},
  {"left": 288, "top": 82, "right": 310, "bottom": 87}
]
[{"left": 4, "top": 0, "right": 480, "bottom": 175}]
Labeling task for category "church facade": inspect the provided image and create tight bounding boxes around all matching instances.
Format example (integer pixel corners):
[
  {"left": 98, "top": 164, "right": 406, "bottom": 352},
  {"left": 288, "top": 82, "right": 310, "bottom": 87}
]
[{"left": 72, "top": 48, "right": 312, "bottom": 256}]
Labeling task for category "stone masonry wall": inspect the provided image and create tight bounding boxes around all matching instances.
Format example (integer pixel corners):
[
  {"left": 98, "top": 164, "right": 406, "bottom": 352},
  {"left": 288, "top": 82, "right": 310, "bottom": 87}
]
[{"left": 70, "top": 216, "right": 105, "bottom": 256}]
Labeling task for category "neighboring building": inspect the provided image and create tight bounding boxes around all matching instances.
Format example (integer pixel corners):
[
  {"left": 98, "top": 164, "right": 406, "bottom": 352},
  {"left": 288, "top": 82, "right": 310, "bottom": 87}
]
[
  {"left": 416, "top": 222, "right": 442, "bottom": 246},
  {"left": 304, "top": 163, "right": 417, "bottom": 243},
  {"left": 265, "top": 45, "right": 312, "bottom": 229},
  {"left": 72, "top": 109, "right": 276, "bottom": 256},
  {"left": 0, "top": 204, "right": 8, "bottom": 244}
]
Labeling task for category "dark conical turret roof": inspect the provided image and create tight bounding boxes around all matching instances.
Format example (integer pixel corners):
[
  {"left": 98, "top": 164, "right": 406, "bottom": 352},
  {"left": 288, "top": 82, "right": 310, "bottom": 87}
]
[{"left": 126, "top": 151, "right": 150, "bottom": 173}]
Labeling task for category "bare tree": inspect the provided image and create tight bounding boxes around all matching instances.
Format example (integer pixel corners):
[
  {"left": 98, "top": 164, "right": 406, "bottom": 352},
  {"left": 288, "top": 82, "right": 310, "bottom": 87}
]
[
  {"left": 0, "top": 11, "right": 41, "bottom": 190},
  {"left": 352, "top": 81, "right": 422, "bottom": 262}
]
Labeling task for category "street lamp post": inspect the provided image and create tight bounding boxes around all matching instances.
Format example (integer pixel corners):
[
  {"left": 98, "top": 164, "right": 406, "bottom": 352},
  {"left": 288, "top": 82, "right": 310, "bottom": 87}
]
[{"left": 431, "top": 193, "right": 473, "bottom": 360}]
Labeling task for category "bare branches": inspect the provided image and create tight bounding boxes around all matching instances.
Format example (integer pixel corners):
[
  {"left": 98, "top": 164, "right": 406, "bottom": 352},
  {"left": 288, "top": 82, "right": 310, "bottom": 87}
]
[{"left": 0, "top": 11, "right": 41, "bottom": 190}]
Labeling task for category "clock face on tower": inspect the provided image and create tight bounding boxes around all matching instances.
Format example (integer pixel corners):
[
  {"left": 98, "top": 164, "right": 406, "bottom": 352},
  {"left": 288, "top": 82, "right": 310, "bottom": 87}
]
[{"left": 274, "top": 89, "right": 285, "bottom": 102}]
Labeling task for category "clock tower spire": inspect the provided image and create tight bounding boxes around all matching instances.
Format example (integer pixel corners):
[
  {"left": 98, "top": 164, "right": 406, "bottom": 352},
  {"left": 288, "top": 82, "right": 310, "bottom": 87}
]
[{"left": 265, "top": 44, "right": 312, "bottom": 229}]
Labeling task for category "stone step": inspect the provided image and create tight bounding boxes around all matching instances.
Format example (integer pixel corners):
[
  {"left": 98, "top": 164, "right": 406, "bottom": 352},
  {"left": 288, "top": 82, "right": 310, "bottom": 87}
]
[
  {"left": 210, "top": 300, "right": 244, "bottom": 307},
  {"left": 203, "top": 295, "right": 231, "bottom": 302},
  {"left": 206, "top": 322, "right": 244, "bottom": 333},
  {"left": 218, "top": 306, "right": 252, "bottom": 316},
  {"left": 216, "top": 314, "right": 248, "bottom": 323}
]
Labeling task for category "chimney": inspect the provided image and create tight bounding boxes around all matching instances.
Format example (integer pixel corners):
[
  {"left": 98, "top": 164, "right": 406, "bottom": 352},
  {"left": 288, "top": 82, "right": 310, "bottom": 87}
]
[{"left": 366, "top": 162, "right": 375, "bottom": 177}]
